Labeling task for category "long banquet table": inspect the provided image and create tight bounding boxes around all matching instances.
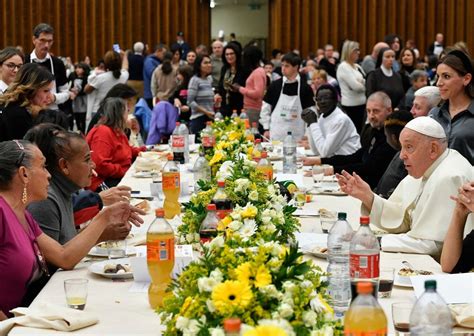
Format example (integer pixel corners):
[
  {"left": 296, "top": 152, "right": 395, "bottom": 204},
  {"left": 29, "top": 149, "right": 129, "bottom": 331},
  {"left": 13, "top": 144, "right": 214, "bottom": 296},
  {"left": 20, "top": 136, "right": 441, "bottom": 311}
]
[{"left": 9, "top": 151, "right": 473, "bottom": 335}]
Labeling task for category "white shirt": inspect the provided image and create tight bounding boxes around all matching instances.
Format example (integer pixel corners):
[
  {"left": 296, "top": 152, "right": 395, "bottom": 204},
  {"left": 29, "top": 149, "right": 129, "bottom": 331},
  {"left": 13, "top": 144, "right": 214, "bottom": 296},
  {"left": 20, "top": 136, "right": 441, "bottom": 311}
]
[
  {"left": 87, "top": 69, "right": 129, "bottom": 113},
  {"left": 0, "top": 80, "right": 8, "bottom": 94},
  {"left": 363, "top": 149, "right": 474, "bottom": 258},
  {"left": 308, "top": 106, "right": 361, "bottom": 157},
  {"left": 336, "top": 61, "right": 366, "bottom": 106}
]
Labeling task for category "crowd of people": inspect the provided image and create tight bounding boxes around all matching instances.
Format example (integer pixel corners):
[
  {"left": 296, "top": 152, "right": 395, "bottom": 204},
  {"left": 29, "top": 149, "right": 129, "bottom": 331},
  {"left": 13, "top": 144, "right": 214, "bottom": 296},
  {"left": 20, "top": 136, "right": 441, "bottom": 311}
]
[{"left": 0, "top": 22, "right": 473, "bottom": 320}]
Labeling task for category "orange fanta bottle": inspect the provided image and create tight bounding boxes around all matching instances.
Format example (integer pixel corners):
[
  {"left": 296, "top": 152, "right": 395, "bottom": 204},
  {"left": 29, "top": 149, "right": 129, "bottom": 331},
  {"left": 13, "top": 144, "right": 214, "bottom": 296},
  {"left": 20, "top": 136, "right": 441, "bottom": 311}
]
[{"left": 162, "top": 154, "right": 180, "bottom": 219}]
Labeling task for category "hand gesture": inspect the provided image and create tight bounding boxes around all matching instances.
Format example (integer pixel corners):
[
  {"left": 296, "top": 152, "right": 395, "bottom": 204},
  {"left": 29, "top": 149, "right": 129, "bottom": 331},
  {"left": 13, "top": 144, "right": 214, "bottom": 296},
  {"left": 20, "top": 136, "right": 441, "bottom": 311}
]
[
  {"left": 101, "top": 202, "right": 145, "bottom": 228},
  {"left": 301, "top": 109, "right": 318, "bottom": 125},
  {"left": 99, "top": 185, "right": 132, "bottom": 206},
  {"left": 336, "top": 170, "right": 373, "bottom": 206},
  {"left": 451, "top": 181, "right": 474, "bottom": 213},
  {"left": 99, "top": 221, "right": 132, "bottom": 242}
]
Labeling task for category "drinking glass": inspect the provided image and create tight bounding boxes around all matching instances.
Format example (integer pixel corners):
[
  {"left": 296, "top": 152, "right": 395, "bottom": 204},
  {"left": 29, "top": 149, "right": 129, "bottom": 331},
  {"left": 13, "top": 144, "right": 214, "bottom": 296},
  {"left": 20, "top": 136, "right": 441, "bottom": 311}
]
[
  {"left": 378, "top": 267, "right": 395, "bottom": 298},
  {"left": 107, "top": 240, "right": 127, "bottom": 259},
  {"left": 392, "top": 302, "right": 413, "bottom": 334},
  {"left": 320, "top": 210, "right": 337, "bottom": 233},
  {"left": 312, "top": 165, "right": 325, "bottom": 184},
  {"left": 293, "top": 188, "right": 306, "bottom": 208},
  {"left": 64, "top": 278, "right": 88, "bottom": 310}
]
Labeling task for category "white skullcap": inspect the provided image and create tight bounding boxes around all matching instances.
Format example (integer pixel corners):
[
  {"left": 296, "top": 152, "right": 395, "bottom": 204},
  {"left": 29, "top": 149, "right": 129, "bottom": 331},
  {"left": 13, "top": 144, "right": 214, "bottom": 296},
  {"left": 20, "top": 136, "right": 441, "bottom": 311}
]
[{"left": 404, "top": 116, "right": 446, "bottom": 139}]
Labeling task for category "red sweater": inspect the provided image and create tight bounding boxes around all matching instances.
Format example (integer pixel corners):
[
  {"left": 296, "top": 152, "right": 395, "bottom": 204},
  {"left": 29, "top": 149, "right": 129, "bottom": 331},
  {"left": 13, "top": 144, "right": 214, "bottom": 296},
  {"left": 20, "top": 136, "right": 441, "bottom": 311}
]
[{"left": 86, "top": 125, "right": 145, "bottom": 191}]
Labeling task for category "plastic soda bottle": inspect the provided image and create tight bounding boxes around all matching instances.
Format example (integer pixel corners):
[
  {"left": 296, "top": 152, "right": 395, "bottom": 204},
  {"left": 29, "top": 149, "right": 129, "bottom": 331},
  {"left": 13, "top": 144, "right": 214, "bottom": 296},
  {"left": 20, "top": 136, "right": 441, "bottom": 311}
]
[
  {"left": 240, "top": 109, "right": 250, "bottom": 129},
  {"left": 409, "top": 280, "right": 452, "bottom": 335},
  {"left": 344, "top": 282, "right": 388, "bottom": 335},
  {"left": 193, "top": 152, "right": 211, "bottom": 191},
  {"left": 327, "top": 212, "right": 354, "bottom": 318},
  {"left": 283, "top": 131, "right": 297, "bottom": 173},
  {"left": 147, "top": 208, "right": 175, "bottom": 309},
  {"left": 171, "top": 122, "right": 189, "bottom": 164},
  {"left": 253, "top": 139, "right": 263, "bottom": 161},
  {"left": 162, "top": 154, "right": 181, "bottom": 219},
  {"left": 199, "top": 203, "right": 219, "bottom": 243},
  {"left": 211, "top": 180, "right": 233, "bottom": 220},
  {"left": 223, "top": 318, "right": 241, "bottom": 336},
  {"left": 350, "top": 216, "right": 380, "bottom": 300},
  {"left": 256, "top": 151, "right": 273, "bottom": 181},
  {"left": 231, "top": 109, "right": 238, "bottom": 118},
  {"left": 201, "top": 121, "right": 215, "bottom": 155}
]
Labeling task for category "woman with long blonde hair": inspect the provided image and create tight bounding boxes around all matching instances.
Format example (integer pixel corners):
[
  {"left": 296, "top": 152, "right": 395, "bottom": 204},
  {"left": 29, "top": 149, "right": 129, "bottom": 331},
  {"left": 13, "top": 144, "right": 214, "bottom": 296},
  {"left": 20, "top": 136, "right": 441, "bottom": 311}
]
[{"left": 0, "top": 63, "right": 54, "bottom": 141}]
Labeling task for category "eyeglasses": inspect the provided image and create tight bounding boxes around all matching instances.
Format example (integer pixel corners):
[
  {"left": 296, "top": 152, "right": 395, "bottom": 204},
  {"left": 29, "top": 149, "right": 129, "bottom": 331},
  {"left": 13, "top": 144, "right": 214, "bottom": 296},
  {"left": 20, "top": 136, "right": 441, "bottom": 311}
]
[
  {"left": 225, "top": 52, "right": 235, "bottom": 56},
  {"left": 13, "top": 140, "right": 26, "bottom": 167},
  {"left": 3, "top": 62, "right": 23, "bottom": 70}
]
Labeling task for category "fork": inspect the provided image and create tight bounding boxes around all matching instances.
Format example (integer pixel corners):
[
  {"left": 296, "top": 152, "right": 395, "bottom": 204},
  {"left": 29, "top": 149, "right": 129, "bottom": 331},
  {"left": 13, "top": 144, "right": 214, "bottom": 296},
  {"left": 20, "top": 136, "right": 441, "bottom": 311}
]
[{"left": 99, "top": 182, "right": 110, "bottom": 191}]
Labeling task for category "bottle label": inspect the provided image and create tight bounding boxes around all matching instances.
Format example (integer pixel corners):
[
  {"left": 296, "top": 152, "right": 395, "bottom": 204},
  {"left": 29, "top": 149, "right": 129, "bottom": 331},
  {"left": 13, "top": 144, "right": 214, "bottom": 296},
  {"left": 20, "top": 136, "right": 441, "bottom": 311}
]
[
  {"left": 172, "top": 135, "right": 185, "bottom": 148},
  {"left": 162, "top": 172, "right": 180, "bottom": 190},
  {"left": 350, "top": 253, "right": 380, "bottom": 278},
  {"left": 342, "top": 328, "right": 387, "bottom": 335},
  {"left": 202, "top": 135, "right": 215, "bottom": 147},
  {"left": 216, "top": 209, "right": 232, "bottom": 220},
  {"left": 147, "top": 239, "right": 175, "bottom": 262}
]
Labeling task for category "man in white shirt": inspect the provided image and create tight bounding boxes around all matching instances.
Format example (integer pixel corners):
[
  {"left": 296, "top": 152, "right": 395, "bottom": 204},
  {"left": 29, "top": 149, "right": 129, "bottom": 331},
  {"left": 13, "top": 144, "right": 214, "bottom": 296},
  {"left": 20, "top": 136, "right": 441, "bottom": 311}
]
[
  {"left": 337, "top": 117, "right": 474, "bottom": 258},
  {"left": 301, "top": 84, "right": 360, "bottom": 158},
  {"left": 25, "top": 23, "right": 76, "bottom": 110}
]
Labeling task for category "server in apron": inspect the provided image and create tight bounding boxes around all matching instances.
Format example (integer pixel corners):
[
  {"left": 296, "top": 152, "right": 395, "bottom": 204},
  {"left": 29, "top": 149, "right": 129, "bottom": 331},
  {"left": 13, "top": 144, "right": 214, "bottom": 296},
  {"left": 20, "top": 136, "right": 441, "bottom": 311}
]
[{"left": 260, "top": 52, "right": 315, "bottom": 141}]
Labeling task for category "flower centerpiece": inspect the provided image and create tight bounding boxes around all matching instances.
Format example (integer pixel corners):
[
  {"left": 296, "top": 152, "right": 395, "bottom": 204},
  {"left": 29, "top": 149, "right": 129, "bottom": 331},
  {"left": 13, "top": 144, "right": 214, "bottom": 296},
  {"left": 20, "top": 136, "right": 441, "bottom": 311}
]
[{"left": 158, "top": 119, "right": 342, "bottom": 335}]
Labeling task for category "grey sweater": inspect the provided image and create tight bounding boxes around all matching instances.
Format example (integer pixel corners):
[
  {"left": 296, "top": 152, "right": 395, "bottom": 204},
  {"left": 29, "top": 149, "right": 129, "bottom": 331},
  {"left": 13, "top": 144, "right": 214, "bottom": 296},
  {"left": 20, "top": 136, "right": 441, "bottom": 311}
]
[{"left": 28, "top": 171, "right": 80, "bottom": 245}]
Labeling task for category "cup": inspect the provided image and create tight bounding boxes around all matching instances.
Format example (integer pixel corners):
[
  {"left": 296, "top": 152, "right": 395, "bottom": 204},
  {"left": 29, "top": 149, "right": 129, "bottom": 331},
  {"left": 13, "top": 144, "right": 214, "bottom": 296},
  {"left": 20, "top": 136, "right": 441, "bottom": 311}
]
[
  {"left": 293, "top": 188, "right": 306, "bottom": 208},
  {"left": 312, "top": 165, "right": 325, "bottom": 184},
  {"left": 107, "top": 240, "right": 127, "bottom": 259},
  {"left": 64, "top": 278, "right": 88, "bottom": 310},
  {"left": 392, "top": 302, "right": 413, "bottom": 334},
  {"left": 378, "top": 267, "right": 395, "bottom": 298},
  {"left": 320, "top": 210, "right": 337, "bottom": 233},
  {"left": 322, "top": 164, "right": 334, "bottom": 176}
]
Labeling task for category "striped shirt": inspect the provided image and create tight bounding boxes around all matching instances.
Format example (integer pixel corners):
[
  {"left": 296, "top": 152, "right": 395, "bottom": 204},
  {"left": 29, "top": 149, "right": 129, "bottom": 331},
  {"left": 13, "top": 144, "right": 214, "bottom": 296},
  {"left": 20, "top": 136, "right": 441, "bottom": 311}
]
[{"left": 187, "top": 75, "right": 214, "bottom": 120}]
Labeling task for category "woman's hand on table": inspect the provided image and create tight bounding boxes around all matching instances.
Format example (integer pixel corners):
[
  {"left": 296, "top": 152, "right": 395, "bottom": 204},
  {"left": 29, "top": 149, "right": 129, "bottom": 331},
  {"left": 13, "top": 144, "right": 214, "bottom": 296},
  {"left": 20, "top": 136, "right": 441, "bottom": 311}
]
[
  {"left": 99, "top": 185, "right": 132, "bottom": 206},
  {"left": 336, "top": 170, "right": 374, "bottom": 210}
]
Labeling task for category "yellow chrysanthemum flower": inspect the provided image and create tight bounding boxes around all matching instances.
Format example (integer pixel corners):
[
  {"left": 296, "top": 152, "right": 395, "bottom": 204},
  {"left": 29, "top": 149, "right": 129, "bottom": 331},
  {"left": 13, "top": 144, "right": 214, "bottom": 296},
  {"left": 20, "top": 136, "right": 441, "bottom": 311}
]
[
  {"left": 211, "top": 280, "right": 253, "bottom": 314},
  {"left": 228, "top": 131, "right": 241, "bottom": 141},
  {"left": 244, "top": 325, "right": 288, "bottom": 336},
  {"left": 179, "top": 296, "right": 193, "bottom": 315},
  {"left": 235, "top": 263, "right": 272, "bottom": 288},
  {"left": 241, "top": 205, "right": 258, "bottom": 218},
  {"left": 217, "top": 216, "right": 232, "bottom": 231}
]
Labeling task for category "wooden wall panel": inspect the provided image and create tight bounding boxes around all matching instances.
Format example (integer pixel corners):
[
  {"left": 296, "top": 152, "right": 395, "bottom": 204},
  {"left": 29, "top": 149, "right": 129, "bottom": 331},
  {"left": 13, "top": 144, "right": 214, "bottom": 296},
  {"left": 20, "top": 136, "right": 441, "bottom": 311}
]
[
  {"left": 0, "top": 0, "right": 210, "bottom": 65},
  {"left": 269, "top": 0, "right": 474, "bottom": 59}
]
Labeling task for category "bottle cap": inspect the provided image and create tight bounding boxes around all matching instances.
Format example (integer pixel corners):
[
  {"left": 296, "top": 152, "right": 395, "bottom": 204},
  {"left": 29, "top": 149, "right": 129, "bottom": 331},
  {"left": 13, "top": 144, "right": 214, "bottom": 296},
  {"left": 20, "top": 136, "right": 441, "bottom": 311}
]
[
  {"left": 167, "top": 153, "right": 174, "bottom": 161},
  {"left": 255, "top": 139, "right": 261, "bottom": 144},
  {"left": 207, "top": 203, "right": 217, "bottom": 211},
  {"left": 155, "top": 208, "right": 165, "bottom": 217},
  {"left": 223, "top": 318, "right": 241, "bottom": 332},
  {"left": 217, "top": 181, "right": 225, "bottom": 187},
  {"left": 261, "top": 151, "right": 268, "bottom": 158},
  {"left": 424, "top": 280, "right": 437, "bottom": 290},
  {"left": 252, "top": 122, "right": 257, "bottom": 127},
  {"left": 206, "top": 121, "right": 212, "bottom": 126},
  {"left": 356, "top": 282, "right": 373, "bottom": 294},
  {"left": 337, "top": 212, "right": 347, "bottom": 220},
  {"left": 360, "top": 216, "right": 370, "bottom": 225},
  {"left": 287, "top": 131, "right": 292, "bottom": 135},
  {"left": 175, "top": 121, "right": 180, "bottom": 126}
]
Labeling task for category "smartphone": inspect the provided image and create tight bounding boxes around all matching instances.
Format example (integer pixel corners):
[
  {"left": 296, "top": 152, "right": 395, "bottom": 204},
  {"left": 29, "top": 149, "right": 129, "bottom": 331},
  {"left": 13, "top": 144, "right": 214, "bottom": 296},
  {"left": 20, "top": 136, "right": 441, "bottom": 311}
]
[{"left": 113, "top": 43, "right": 121, "bottom": 53}]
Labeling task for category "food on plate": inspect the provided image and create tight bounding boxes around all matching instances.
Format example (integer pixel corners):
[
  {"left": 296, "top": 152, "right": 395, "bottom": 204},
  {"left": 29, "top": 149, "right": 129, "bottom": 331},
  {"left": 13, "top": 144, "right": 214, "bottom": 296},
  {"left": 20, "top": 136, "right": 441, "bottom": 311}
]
[
  {"left": 398, "top": 268, "right": 433, "bottom": 276},
  {"left": 132, "top": 199, "right": 150, "bottom": 212},
  {"left": 103, "top": 263, "right": 132, "bottom": 274}
]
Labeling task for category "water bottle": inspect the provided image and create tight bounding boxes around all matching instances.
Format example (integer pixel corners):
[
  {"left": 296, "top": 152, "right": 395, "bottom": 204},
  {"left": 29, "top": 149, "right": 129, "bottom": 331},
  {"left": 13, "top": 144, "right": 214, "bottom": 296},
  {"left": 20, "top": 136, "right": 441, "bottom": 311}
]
[
  {"left": 350, "top": 216, "right": 380, "bottom": 300},
  {"left": 171, "top": 122, "right": 189, "bottom": 164},
  {"left": 193, "top": 152, "right": 211, "bottom": 191},
  {"left": 240, "top": 109, "right": 250, "bottom": 129},
  {"left": 327, "top": 212, "right": 354, "bottom": 318},
  {"left": 214, "top": 100, "right": 223, "bottom": 120},
  {"left": 231, "top": 109, "right": 238, "bottom": 119},
  {"left": 283, "top": 131, "right": 297, "bottom": 173},
  {"left": 409, "top": 280, "right": 452, "bottom": 335}
]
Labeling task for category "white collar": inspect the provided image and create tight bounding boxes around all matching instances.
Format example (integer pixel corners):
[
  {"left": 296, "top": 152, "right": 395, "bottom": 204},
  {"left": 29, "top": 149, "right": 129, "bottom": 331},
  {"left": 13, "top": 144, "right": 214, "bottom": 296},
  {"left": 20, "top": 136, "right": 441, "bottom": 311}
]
[
  {"left": 283, "top": 74, "right": 300, "bottom": 84},
  {"left": 381, "top": 66, "right": 393, "bottom": 77},
  {"left": 30, "top": 50, "right": 51, "bottom": 62}
]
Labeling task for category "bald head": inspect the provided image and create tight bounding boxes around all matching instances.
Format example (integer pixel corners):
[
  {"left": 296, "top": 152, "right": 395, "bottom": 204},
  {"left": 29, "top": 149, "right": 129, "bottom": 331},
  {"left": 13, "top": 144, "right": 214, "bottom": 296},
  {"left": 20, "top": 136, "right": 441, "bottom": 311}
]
[
  {"left": 372, "top": 42, "right": 390, "bottom": 58},
  {"left": 212, "top": 40, "right": 224, "bottom": 57}
]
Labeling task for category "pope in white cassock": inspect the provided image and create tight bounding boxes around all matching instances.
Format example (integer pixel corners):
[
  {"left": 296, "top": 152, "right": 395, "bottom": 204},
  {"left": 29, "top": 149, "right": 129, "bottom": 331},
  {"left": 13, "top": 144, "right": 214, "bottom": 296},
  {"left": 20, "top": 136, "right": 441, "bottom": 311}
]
[{"left": 337, "top": 116, "right": 474, "bottom": 258}]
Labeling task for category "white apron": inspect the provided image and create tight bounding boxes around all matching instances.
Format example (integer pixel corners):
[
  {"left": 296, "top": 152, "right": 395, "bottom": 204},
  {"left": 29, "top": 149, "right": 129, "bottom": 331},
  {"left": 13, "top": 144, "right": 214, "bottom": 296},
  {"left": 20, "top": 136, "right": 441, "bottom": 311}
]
[{"left": 269, "top": 77, "right": 305, "bottom": 141}]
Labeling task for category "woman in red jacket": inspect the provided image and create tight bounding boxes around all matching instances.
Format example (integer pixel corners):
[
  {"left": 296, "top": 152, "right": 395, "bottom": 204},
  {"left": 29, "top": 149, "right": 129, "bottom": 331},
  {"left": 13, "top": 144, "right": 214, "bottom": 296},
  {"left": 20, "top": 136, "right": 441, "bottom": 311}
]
[{"left": 86, "top": 97, "right": 145, "bottom": 191}]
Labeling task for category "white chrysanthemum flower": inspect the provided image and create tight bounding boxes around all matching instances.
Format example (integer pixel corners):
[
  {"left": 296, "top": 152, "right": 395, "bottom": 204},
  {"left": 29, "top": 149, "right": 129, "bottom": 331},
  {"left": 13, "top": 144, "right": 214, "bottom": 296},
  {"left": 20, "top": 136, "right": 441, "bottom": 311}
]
[
  {"left": 258, "top": 284, "right": 280, "bottom": 299},
  {"left": 303, "top": 310, "right": 317, "bottom": 327},
  {"left": 228, "top": 220, "right": 242, "bottom": 231},
  {"left": 310, "top": 294, "right": 326, "bottom": 313},
  {"left": 235, "top": 178, "right": 251, "bottom": 193},
  {"left": 249, "top": 190, "right": 259, "bottom": 201},
  {"left": 176, "top": 316, "right": 190, "bottom": 330},
  {"left": 261, "top": 215, "right": 272, "bottom": 224},
  {"left": 263, "top": 223, "right": 276, "bottom": 233},
  {"left": 230, "top": 211, "right": 242, "bottom": 220},
  {"left": 183, "top": 319, "right": 200, "bottom": 335},
  {"left": 310, "top": 326, "right": 334, "bottom": 336},
  {"left": 267, "top": 184, "right": 276, "bottom": 195},
  {"left": 209, "top": 327, "right": 225, "bottom": 336},
  {"left": 178, "top": 236, "right": 187, "bottom": 244},
  {"left": 186, "top": 233, "right": 196, "bottom": 243},
  {"left": 278, "top": 303, "right": 294, "bottom": 318},
  {"left": 283, "top": 281, "right": 296, "bottom": 293},
  {"left": 197, "top": 276, "right": 218, "bottom": 292},
  {"left": 239, "top": 220, "right": 257, "bottom": 241},
  {"left": 206, "top": 299, "right": 216, "bottom": 313},
  {"left": 216, "top": 161, "right": 234, "bottom": 180},
  {"left": 301, "top": 280, "right": 313, "bottom": 288}
]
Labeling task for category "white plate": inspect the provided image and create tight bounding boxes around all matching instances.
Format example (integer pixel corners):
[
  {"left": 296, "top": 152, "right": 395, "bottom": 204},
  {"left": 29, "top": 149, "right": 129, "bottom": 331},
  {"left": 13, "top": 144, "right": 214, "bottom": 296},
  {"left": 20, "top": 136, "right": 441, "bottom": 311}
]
[
  {"left": 88, "top": 258, "right": 133, "bottom": 279},
  {"left": 88, "top": 246, "right": 137, "bottom": 258},
  {"left": 302, "top": 247, "right": 328, "bottom": 259},
  {"left": 394, "top": 275, "right": 413, "bottom": 288},
  {"left": 132, "top": 171, "right": 161, "bottom": 180}
]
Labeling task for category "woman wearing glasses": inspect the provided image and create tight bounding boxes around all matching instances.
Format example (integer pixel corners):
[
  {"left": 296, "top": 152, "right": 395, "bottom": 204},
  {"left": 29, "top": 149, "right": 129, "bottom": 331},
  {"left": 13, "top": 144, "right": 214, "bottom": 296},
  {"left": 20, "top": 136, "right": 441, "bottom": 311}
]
[
  {"left": 0, "top": 140, "right": 144, "bottom": 320},
  {"left": 0, "top": 47, "right": 24, "bottom": 94},
  {"left": 0, "top": 63, "right": 54, "bottom": 141}
]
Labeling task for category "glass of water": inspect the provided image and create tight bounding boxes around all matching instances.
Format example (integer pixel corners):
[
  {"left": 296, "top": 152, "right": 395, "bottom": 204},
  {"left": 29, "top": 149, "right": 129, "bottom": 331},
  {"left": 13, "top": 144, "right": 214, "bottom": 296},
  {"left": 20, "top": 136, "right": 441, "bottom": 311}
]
[
  {"left": 312, "top": 165, "right": 325, "bottom": 185},
  {"left": 107, "top": 240, "right": 127, "bottom": 259}
]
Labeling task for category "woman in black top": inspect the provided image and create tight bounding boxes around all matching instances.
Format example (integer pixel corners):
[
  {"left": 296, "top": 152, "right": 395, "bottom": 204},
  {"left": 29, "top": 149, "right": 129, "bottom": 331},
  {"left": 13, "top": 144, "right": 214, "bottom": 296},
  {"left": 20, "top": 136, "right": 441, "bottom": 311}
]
[
  {"left": 441, "top": 181, "right": 474, "bottom": 273},
  {"left": 0, "top": 63, "right": 54, "bottom": 141},
  {"left": 366, "top": 47, "right": 405, "bottom": 109},
  {"left": 398, "top": 48, "right": 417, "bottom": 92},
  {"left": 216, "top": 43, "right": 247, "bottom": 117}
]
